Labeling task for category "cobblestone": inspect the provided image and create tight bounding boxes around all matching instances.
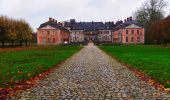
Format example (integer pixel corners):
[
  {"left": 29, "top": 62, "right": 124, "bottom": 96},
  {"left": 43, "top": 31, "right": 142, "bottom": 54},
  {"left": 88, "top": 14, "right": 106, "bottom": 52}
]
[{"left": 10, "top": 44, "right": 170, "bottom": 99}]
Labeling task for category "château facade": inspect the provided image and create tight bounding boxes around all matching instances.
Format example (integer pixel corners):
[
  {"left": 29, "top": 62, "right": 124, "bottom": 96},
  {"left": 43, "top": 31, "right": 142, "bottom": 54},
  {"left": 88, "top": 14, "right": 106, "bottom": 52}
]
[
  {"left": 64, "top": 19, "right": 114, "bottom": 43},
  {"left": 37, "top": 17, "right": 145, "bottom": 45},
  {"left": 37, "top": 18, "right": 70, "bottom": 45},
  {"left": 112, "top": 17, "right": 144, "bottom": 44}
]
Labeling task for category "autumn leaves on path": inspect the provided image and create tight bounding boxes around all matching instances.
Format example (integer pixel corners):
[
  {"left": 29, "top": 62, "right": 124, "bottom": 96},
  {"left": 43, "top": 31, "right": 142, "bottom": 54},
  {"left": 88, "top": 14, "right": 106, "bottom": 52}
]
[{"left": 11, "top": 45, "right": 170, "bottom": 99}]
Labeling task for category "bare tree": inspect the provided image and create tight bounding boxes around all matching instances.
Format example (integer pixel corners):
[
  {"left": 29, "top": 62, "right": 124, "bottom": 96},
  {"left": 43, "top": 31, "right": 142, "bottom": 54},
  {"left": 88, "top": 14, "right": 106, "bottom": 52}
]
[{"left": 134, "top": 0, "right": 168, "bottom": 44}]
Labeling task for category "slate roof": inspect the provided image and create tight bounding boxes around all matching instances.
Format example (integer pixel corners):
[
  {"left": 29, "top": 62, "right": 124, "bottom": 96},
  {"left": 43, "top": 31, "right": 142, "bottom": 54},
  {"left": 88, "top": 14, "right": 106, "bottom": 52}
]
[
  {"left": 39, "top": 21, "right": 70, "bottom": 32},
  {"left": 122, "top": 20, "right": 143, "bottom": 28},
  {"left": 64, "top": 21, "right": 115, "bottom": 31},
  {"left": 114, "top": 20, "right": 143, "bottom": 31}
]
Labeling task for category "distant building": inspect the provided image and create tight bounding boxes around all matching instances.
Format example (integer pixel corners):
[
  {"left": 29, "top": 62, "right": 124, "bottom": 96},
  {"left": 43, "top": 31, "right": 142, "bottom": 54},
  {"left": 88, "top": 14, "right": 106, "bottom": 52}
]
[
  {"left": 112, "top": 17, "right": 145, "bottom": 44},
  {"left": 37, "top": 18, "right": 70, "bottom": 45},
  {"left": 37, "top": 17, "right": 144, "bottom": 45},
  {"left": 64, "top": 19, "right": 114, "bottom": 43}
]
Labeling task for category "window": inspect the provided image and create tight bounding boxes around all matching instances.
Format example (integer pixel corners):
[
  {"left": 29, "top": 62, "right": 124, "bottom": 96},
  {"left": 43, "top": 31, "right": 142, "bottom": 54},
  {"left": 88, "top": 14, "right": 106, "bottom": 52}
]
[
  {"left": 131, "top": 37, "right": 134, "bottom": 42},
  {"left": 137, "top": 30, "right": 140, "bottom": 36},
  {"left": 52, "top": 31, "right": 55, "bottom": 37},
  {"left": 42, "top": 31, "right": 44, "bottom": 35},
  {"left": 131, "top": 30, "right": 134, "bottom": 35},
  {"left": 47, "top": 31, "right": 50, "bottom": 37},
  {"left": 106, "top": 36, "right": 108, "bottom": 41},
  {"left": 126, "top": 30, "right": 129, "bottom": 35},
  {"left": 106, "top": 31, "right": 109, "bottom": 34},
  {"left": 126, "top": 37, "right": 128, "bottom": 42},
  {"left": 137, "top": 37, "right": 140, "bottom": 42},
  {"left": 53, "top": 38, "right": 55, "bottom": 43}
]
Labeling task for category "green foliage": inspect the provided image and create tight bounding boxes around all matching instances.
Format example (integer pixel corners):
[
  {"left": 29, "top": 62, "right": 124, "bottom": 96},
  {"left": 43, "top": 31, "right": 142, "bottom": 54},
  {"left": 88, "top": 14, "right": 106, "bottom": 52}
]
[
  {"left": 134, "top": 0, "right": 167, "bottom": 44},
  {"left": 0, "top": 16, "right": 33, "bottom": 41},
  {"left": 0, "top": 46, "right": 82, "bottom": 88},
  {"left": 100, "top": 45, "right": 170, "bottom": 88}
]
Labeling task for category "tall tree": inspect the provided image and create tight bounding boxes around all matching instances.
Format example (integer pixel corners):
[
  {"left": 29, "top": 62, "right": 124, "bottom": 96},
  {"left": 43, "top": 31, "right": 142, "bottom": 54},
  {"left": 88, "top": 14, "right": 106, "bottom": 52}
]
[
  {"left": 150, "top": 16, "right": 170, "bottom": 44},
  {"left": 0, "top": 16, "right": 33, "bottom": 47},
  {"left": 16, "top": 20, "right": 33, "bottom": 46},
  {"left": 7, "top": 19, "right": 17, "bottom": 47},
  {"left": 134, "top": 0, "right": 167, "bottom": 44},
  {"left": 0, "top": 16, "right": 9, "bottom": 47}
]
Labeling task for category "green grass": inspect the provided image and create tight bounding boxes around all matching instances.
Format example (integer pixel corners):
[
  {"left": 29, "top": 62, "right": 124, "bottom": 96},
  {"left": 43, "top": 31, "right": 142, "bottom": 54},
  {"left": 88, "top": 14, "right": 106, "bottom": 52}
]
[
  {"left": 99, "top": 45, "right": 170, "bottom": 88},
  {"left": 0, "top": 46, "right": 82, "bottom": 88}
]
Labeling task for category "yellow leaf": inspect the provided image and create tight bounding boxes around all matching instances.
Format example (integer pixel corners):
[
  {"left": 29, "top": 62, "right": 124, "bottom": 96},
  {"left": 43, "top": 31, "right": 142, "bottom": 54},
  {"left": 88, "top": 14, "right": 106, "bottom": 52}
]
[{"left": 164, "top": 88, "right": 170, "bottom": 91}]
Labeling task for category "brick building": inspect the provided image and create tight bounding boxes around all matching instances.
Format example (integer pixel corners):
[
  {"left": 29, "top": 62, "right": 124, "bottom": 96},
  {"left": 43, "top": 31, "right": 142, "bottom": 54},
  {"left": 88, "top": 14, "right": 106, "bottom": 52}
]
[
  {"left": 37, "top": 17, "right": 144, "bottom": 45},
  {"left": 112, "top": 17, "right": 144, "bottom": 44},
  {"left": 37, "top": 18, "right": 70, "bottom": 45},
  {"left": 64, "top": 19, "right": 114, "bottom": 43}
]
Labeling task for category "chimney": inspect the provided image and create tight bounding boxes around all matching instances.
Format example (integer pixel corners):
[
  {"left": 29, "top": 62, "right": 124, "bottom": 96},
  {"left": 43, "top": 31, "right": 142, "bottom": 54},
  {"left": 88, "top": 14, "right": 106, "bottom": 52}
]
[
  {"left": 52, "top": 18, "right": 55, "bottom": 22},
  {"left": 58, "top": 22, "right": 63, "bottom": 26},
  {"left": 55, "top": 20, "right": 57, "bottom": 23},
  {"left": 124, "top": 19, "right": 126, "bottom": 23},
  {"left": 70, "top": 19, "right": 75, "bottom": 23},
  {"left": 120, "top": 20, "right": 123, "bottom": 24},
  {"left": 49, "top": 17, "right": 52, "bottom": 22},
  {"left": 130, "top": 17, "right": 132, "bottom": 21}
]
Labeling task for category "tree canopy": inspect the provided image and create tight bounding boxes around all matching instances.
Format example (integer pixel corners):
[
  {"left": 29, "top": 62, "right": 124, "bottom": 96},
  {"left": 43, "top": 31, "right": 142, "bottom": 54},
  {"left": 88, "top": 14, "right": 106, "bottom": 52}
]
[
  {"left": 150, "top": 16, "right": 170, "bottom": 44},
  {"left": 0, "top": 16, "right": 33, "bottom": 42},
  {"left": 134, "top": 0, "right": 168, "bottom": 44}
]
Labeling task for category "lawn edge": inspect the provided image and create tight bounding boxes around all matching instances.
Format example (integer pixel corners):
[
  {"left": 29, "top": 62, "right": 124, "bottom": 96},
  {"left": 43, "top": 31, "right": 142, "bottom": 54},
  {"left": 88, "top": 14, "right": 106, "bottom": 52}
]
[
  {"left": 0, "top": 46, "right": 84, "bottom": 100},
  {"left": 98, "top": 46, "right": 170, "bottom": 93}
]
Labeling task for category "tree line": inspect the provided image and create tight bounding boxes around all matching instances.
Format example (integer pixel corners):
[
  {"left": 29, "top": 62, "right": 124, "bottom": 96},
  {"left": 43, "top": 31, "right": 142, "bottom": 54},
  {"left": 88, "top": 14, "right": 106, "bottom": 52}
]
[
  {"left": 0, "top": 16, "right": 33, "bottom": 47},
  {"left": 134, "top": 0, "right": 170, "bottom": 44},
  {"left": 150, "top": 16, "right": 170, "bottom": 44}
]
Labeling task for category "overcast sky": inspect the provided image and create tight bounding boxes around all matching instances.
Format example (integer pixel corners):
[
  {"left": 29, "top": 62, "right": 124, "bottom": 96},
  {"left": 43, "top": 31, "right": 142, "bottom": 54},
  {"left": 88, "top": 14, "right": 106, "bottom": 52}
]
[{"left": 0, "top": 0, "right": 170, "bottom": 31}]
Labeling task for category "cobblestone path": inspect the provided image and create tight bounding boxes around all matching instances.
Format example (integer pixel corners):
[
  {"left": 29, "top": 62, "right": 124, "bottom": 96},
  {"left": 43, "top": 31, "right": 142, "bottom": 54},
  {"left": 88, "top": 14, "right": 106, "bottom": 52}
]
[{"left": 11, "top": 45, "right": 170, "bottom": 100}]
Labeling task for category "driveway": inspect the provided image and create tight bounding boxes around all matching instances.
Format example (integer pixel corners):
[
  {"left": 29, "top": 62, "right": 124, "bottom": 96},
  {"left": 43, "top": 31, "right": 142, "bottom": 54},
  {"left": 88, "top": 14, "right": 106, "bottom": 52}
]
[{"left": 10, "top": 45, "right": 170, "bottom": 99}]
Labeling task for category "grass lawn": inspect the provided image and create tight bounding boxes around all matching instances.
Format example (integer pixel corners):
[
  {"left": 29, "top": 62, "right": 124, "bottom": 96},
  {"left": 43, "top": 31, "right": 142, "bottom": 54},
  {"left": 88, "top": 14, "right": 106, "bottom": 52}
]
[
  {"left": 99, "top": 45, "right": 170, "bottom": 88},
  {"left": 0, "top": 46, "right": 82, "bottom": 88}
]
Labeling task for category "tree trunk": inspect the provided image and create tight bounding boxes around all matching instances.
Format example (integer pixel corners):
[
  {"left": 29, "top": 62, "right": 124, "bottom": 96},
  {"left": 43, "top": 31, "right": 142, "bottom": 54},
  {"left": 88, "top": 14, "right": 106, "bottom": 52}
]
[
  {"left": 20, "top": 40, "right": 22, "bottom": 47},
  {"left": 2, "top": 40, "right": 4, "bottom": 48},
  {"left": 164, "top": 39, "right": 167, "bottom": 45},
  {"left": 26, "top": 40, "right": 28, "bottom": 46},
  {"left": 11, "top": 40, "right": 14, "bottom": 47}
]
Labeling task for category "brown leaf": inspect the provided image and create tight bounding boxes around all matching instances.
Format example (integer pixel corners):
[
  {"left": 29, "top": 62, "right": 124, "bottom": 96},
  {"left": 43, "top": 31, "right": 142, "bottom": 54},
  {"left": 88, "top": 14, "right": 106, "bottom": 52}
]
[
  {"left": 10, "top": 77, "right": 14, "bottom": 83},
  {"left": 164, "top": 88, "right": 170, "bottom": 91},
  {"left": 18, "top": 70, "right": 23, "bottom": 75}
]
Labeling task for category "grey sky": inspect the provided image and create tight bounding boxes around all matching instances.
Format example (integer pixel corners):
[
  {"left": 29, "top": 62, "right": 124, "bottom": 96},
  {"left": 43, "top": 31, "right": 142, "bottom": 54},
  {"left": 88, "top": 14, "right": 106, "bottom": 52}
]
[{"left": 0, "top": 0, "right": 170, "bottom": 31}]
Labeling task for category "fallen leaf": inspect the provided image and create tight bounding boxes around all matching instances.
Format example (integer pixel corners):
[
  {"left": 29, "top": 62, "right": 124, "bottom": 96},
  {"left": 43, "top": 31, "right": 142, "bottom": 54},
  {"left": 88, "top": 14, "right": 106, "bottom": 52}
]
[
  {"left": 0, "top": 88, "right": 3, "bottom": 91},
  {"left": 164, "top": 88, "right": 170, "bottom": 91}
]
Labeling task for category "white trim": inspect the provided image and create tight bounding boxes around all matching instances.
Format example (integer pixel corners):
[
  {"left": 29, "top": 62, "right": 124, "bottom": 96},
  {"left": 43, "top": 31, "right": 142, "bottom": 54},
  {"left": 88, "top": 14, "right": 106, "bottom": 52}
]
[
  {"left": 125, "top": 24, "right": 142, "bottom": 29},
  {"left": 40, "top": 25, "right": 56, "bottom": 30}
]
